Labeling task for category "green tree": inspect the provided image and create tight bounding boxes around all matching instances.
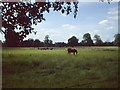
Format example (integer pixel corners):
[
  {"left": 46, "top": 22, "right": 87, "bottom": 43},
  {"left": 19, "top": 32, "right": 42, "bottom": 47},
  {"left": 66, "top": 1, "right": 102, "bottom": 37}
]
[
  {"left": 82, "top": 33, "right": 93, "bottom": 46},
  {"left": 68, "top": 36, "right": 79, "bottom": 47},
  {"left": 28, "top": 38, "right": 34, "bottom": 47},
  {"left": 34, "top": 39, "right": 40, "bottom": 47},
  {"left": 1, "top": 1, "right": 78, "bottom": 47},
  {"left": 55, "top": 42, "right": 66, "bottom": 47},
  {"left": 114, "top": 34, "right": 120, "bottom": 47},
  {"left": 94, "top": 34, "right": 103, "bottom": 45},
  {"left": 44, "top": 35, "right": 53, "bottom": 47}
]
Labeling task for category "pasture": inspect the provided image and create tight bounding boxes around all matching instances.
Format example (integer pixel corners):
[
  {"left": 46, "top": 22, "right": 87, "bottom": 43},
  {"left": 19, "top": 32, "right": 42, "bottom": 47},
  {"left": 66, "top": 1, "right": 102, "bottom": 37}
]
[{"left": 2, "top": 47, "right": 119, "bottom": 88}]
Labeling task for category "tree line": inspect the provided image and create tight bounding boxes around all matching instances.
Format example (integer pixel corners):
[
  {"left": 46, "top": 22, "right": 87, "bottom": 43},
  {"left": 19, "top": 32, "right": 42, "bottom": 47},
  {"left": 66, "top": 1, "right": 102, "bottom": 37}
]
[{"left": 1, "top": 33, "right": 120, "bottom": 47}]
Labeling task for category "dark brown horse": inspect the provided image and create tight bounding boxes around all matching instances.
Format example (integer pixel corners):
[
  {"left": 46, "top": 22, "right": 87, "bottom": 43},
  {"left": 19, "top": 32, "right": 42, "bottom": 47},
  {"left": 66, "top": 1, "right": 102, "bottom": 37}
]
[
  {"left": 38, "top": 47, "right": 53, "bottom": 50},
  {"left": 40, "top": 47, "right": 49, "bottom": 50},
  {"left": 67, "top": 48, "right": 78, "bottom": 55}
]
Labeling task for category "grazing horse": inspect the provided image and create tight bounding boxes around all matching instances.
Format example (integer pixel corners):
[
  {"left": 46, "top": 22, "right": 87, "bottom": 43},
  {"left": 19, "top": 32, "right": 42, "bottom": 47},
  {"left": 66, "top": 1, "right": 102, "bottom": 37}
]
[
  {"left": 39, "top": 47, "right": 53, "bottom": 50},
  {"left": 40, "top": 48, "right": 48, "bottom": 50},
  {"left": 67, "top": 48, "right": 78, "bottom": 55},
  {"left": 50, "top": 48, "right": 53, "bottom": 50}
]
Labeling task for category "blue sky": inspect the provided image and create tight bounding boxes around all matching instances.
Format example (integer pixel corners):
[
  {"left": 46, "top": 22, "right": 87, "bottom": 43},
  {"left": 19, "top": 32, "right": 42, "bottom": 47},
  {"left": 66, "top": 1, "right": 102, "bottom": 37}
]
[{"left": 0, "top": 2, "right": 119, "bottom": 43}]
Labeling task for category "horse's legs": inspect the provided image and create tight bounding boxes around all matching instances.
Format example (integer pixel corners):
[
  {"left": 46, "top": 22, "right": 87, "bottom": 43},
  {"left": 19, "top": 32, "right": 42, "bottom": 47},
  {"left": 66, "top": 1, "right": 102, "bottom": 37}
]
[
  {"left": 75, "top": 52, "right": 77, "bottom": 55},
  {"left": 73, "top": 52, "right": 75, "bottom": 55}
]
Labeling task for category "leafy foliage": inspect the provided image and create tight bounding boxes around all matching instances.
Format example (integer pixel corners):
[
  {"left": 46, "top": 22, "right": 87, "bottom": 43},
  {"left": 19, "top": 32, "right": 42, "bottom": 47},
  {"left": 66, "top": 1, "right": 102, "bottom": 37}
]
[
  {"left": 114, "top": 34, "right": 120, "bottom": 47},
  {"left": 82, "top": 33, "right": 93, "bottom": 46},
  {"left": 94, "top": 34, "right": 103, "bottom": 45},
  {"left": 44, "top": 35, "right": 53, "bottom": 47},
  {"left": 68, "top": 36, "right": 79, "bottom": 47},
  {"left": 1, "top": 1, "right": 79, "bottom": 46}
]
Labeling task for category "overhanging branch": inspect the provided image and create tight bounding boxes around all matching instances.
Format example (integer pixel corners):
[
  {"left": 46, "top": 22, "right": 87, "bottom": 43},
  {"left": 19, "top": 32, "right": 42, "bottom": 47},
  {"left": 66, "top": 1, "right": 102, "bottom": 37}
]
[{"left": 0, "top": 29, "right": 5, "bottom": 35}]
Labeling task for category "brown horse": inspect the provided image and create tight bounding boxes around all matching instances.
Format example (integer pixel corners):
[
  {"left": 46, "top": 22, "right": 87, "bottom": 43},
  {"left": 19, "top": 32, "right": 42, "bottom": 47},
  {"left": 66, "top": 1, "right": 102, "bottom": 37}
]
[
  {"left": 40, "top": 47, "right": 49, "bottom": 50},
  {"left": 38, "top": 47, "right": 53, "bottom": 50},
  {"left": 67, "top": 48, "right": 78, "bottom": 55}
]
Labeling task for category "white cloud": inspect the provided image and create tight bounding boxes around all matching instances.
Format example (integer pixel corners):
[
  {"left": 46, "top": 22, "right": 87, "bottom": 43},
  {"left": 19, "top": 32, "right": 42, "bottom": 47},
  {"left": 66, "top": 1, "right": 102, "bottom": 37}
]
[
  {"left": 62, "top": 24, "right": 73, "bottom": 29},
  {"left": 61, "top": 24, "right": 80, "bottom": 30},
  {"left": 106, "top": 26, "right": 114, "bottom": 30},
  {"left": 107, "top": 6, "right": 119, "bottom": 20},
  {"left": 108, "top": 16, "right": 118, "bottom": 20},
  {"left": 99, "top": 20, "right": 109, "bottom": 25},
  {"left": 93, "top": 30, "right": 100, "bottom": 33},
  {"left": 108, "top": 7, "right": 118, "bottom": 15}
]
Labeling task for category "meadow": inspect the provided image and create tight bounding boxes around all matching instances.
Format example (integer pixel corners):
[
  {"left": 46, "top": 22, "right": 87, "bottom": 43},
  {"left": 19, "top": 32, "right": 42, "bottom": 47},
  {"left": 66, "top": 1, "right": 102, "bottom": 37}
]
[{"left": 2, "top": 46, "right": 119, "bottom": 88}]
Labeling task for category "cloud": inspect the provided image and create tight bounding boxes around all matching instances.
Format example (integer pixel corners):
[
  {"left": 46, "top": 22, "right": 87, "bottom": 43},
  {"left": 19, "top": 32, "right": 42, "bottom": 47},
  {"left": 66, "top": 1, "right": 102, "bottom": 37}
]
[
  {"left": 62, "top": 24, "right": 73, "bottom": 29},
  {"left": 99, "top": 20, "right": 109, "bottom": 25},
  {"left": 108, "top": 7, "right": 118, "bottom": 15},
  {"left": 107, "top": 7, "right": 119, "bottom": 20},
  {"left": 108, "top": 16, "right": 118, "bottom": 20},
  {"left": 106, "top": 26, "right": 114, "bottom": 30},
  {"left": 93, "top": 30, "right": 100, "bottom": 33},
  {"left": 61, "top": 24, "right": 80, "bottom": 30}
]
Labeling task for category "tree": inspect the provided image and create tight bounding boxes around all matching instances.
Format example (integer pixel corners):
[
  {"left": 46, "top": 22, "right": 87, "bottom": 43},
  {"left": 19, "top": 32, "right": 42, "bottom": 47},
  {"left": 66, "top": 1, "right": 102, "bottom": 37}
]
[
  {"left": 20, "top": 38, "right": 34, "bottom": 47},
  {"left": 103, "top": 41, "right": 113, "bottom": 46},
  {"left": 34, "top": 39, "right": 40, "bottom": 47},
  {"left": 114, "top": 34, "right": 120, "bottom": 47},
  {"left": 99, "top": 0, "right": 113, "bottom": 4},
  {"left": 93, "top": 34, "right": 103, "bottom": 45},
  {"left": 44, "top": 35, "right": 53, "bottom": 47},
  {"left": 55, "top": 42, "right": 66, "bottom": 47},
  {"left": 28, "top": 38, "right": 34, "bottom": 47},
  {"left": 44, "top": 35, "right": 49, "bottom": 47},
  {"left": 0, "top": 40, "right": 2, "bottom": 47},
  {"left": 1, "top": 1, "right": 79, "bottom": 47},
  {"left": 33, "top": 39, "right": 44, "bottom": 47},
  {"left": 82, "top": 33, "right": 93, "bottom": 46},
  {"left": 19, "top": 38, "right": 44, "bottom": 47},
  {"left": 68, "top": 36, "right": 78, "bottom": 47}
]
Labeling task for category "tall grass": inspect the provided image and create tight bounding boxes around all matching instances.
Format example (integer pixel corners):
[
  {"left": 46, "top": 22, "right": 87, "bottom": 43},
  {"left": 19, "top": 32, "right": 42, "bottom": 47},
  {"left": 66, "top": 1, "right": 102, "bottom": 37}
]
[{"left": 2, "top": 47, "right": 118, "bottom": 88}]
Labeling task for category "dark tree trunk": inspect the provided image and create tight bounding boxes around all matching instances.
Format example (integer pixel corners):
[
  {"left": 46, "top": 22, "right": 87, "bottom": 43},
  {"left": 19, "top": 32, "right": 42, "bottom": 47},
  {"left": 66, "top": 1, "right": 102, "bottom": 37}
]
[{"left": 5, "top": 29, "right": 20, "bottom": 47}]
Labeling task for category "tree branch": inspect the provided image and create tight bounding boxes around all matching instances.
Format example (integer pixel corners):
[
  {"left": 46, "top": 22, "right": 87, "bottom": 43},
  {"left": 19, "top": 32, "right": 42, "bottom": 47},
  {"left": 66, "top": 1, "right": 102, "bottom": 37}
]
[{"left": 0, "top": 29, "right": 6, "bottom": 35}]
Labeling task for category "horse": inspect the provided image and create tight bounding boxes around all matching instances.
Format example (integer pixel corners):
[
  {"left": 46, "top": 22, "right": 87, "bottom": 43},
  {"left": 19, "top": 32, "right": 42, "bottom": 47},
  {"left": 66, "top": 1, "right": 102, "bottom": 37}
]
[
  {"left": 40, "top": 47, "right": 53, "bottom": 50},
  {"left": 40, "top": 48, "right": 48, "bottom": 50},
  {"left": 50, "top": 48, "right": 53, "bottom": 50},
  {"left": 67, "top": 48, "right": 78, "bottom": 55}
]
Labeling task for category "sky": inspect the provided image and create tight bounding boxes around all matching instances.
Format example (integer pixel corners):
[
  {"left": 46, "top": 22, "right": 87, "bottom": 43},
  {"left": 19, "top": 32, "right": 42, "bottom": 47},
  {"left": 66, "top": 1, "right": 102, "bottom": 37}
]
[{"left": 0, "top": 1, "right": 119, "bottom": 43}]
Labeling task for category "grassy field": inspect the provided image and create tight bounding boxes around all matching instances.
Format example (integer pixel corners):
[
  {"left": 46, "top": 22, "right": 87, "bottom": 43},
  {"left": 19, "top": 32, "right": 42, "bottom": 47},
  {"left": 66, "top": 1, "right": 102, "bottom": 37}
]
[{"left": 2, "top": 46, "right": 119, "bottom": 88}]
